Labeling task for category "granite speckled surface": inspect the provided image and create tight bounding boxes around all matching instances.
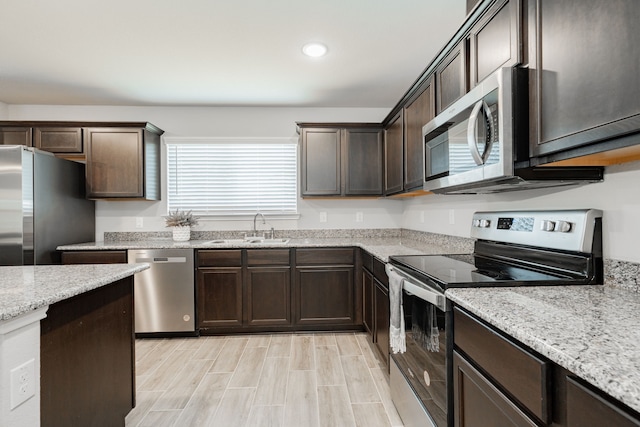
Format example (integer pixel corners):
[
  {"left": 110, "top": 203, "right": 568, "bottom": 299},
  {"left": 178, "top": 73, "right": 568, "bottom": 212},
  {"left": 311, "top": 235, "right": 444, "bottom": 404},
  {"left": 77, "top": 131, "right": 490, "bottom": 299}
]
[
  {"left": 59, "top": 231, "right": 475, "bottom": 262},
  {"left": 446, "top": 285, "right": 640, "bottom": 414},
  {"left": 0, "top": 263, "right": 148, "bottom": 321}
]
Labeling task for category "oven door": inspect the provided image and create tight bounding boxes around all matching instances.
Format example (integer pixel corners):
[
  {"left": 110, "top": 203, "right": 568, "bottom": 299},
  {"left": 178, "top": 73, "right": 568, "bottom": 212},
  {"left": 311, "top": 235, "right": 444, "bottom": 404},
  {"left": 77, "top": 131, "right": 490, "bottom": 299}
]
[{"left": 389, "top": 279, "right": 451, "bottom": 427}]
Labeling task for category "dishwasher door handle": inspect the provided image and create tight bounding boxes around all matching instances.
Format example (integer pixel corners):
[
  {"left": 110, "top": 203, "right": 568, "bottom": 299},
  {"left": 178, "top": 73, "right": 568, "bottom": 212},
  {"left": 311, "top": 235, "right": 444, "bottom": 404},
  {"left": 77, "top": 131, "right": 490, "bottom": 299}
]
[{"left": 135, "top": 257, "right": 188, "bottom": 264}]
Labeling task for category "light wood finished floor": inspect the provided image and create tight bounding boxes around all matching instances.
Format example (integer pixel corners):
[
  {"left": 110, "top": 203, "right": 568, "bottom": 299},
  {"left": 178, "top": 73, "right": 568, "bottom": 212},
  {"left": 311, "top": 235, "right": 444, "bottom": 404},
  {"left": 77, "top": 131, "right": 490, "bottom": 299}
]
[{"left": 125, "top": 332, "right": 404, "bottom": 427}]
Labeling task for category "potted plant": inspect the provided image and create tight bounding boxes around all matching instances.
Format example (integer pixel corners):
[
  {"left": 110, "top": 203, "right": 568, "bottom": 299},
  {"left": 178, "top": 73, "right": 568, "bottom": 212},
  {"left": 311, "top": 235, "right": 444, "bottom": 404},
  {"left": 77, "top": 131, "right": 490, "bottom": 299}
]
[{"left": 164, "top": 209, "right": 199, "bottom": 241}]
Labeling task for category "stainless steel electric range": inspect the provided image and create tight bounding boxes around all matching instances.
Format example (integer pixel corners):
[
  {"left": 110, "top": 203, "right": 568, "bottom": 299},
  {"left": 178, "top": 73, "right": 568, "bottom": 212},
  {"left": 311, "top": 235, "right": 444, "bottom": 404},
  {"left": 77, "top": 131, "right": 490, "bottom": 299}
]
[{"left": 386, "top": 209, "right": 603, "bottom": 427}]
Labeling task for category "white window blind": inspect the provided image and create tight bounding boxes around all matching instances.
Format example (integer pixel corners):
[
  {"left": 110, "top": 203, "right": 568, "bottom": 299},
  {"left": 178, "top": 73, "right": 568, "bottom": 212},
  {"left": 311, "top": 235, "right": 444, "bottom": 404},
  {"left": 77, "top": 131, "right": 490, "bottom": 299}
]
[{"left": 166, "top": 138, "right": 298, "bottom": 216}]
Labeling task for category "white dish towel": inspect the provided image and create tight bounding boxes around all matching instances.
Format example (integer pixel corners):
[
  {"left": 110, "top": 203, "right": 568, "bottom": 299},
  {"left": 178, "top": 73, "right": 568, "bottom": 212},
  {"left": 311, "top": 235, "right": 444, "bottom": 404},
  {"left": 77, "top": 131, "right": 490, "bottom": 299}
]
[{"left": 388, "top": 269, "right": 406, "bottom": 354}]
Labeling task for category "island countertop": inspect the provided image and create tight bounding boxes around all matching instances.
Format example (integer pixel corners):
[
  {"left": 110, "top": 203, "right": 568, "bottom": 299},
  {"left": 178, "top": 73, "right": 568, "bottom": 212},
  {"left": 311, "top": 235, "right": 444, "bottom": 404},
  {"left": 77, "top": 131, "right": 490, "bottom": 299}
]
[
  {"left": 446, "top": 285, "right": 640, "bottom": 415},
  {"left": 0, "top": 263, "right": 149, "bottom": 321}
]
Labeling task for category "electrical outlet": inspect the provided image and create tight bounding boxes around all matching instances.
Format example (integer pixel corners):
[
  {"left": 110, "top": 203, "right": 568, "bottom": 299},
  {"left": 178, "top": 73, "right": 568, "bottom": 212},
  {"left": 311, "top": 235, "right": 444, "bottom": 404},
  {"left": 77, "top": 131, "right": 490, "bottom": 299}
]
[
  {"left": 135, "top": 217, "right": 144, "bottom": 228},
  {"left": 356, "top": 212, "right": 363, "bottom": 222},
  {"left": 319, "top": 212, "right": 327, "bottom": 223},
  {"left": 10, "top": 359, "right": 35, "bottom": 409}
]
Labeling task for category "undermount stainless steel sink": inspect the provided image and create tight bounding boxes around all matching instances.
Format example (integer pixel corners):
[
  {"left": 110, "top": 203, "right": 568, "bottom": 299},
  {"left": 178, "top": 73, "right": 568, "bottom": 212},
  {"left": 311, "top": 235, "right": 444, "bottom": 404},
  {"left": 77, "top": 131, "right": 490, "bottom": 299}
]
[{"left": 204, "top": 238, "right": 290, "bottom": 245}]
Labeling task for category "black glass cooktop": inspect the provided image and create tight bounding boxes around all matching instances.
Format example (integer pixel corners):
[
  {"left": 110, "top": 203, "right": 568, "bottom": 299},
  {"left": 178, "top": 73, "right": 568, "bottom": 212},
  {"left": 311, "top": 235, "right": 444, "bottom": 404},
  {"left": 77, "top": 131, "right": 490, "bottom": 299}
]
[{"left": 389, "top": 254, "right": 584, "bottom": 288}]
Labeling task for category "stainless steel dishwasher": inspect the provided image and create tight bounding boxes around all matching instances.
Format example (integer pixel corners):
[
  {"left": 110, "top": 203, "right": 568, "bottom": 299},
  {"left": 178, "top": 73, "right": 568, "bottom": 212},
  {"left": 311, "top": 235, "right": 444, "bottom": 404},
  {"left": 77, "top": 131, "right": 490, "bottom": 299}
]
[{"left": 128, "top": 249, "right": 195, "bottom": 335}]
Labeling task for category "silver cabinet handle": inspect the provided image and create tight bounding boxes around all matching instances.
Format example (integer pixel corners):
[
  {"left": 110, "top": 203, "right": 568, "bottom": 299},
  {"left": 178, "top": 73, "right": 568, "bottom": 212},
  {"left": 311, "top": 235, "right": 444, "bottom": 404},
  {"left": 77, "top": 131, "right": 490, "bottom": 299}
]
[{"left": 467, "top": 99, "right": 495, "bottom": 166}]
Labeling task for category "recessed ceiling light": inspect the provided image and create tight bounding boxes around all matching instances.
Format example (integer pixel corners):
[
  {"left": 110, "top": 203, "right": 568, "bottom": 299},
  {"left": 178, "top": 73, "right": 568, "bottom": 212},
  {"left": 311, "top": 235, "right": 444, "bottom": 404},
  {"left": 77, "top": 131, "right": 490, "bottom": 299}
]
[{"left": 302, "top": 42, "right": 328, "bottom": 58}]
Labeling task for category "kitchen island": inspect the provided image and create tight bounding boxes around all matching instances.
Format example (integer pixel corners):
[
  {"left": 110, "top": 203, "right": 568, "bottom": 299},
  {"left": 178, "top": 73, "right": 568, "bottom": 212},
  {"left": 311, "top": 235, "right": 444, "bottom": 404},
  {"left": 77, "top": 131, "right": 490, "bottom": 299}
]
[{"left": 0, "top": 263, "right": 148, "bottom": 427}]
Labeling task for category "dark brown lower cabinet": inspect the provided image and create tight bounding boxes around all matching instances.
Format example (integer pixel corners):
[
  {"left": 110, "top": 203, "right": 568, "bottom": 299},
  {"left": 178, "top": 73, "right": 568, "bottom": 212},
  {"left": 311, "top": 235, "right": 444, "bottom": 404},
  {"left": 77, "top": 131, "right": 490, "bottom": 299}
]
[
  {"left": 453, "top": 351, "right": 538, "bottom": 427},
  {"left": 41, "top": 277, "right": 134, "bottom": 427},
  {"left": 296, "top": 267, "right": 355, "bottom": 325},
  {"left": 197, "top": 267, "right": 243, "bottom": 329},
  {"left": 374, "top": 278, "right": 390, "bottom": 365},
  {"left": 246, "top": 268, "right": 291, "bottom": 326},
  {"left": 362, "top": 267, "right": 374, "bottom": 334},
  {"left": 566, "top": 376, "right": 640, "bottom": 427},
  {"left": 61, "top": 250, "right": 127, "bottom": 264},
  {"left": 454, "top": 306, "right": 640, "bottom": 427},
  {"left": 197, "top": 248, "right": 359, "bottom": 334}
]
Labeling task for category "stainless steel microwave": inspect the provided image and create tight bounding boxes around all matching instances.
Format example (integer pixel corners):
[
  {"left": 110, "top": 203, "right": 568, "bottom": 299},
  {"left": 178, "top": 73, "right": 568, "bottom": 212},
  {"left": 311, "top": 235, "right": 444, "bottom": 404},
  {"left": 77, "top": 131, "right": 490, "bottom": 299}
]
[{"left": 422, "top": 68, "right": 603, "bottom": 194}]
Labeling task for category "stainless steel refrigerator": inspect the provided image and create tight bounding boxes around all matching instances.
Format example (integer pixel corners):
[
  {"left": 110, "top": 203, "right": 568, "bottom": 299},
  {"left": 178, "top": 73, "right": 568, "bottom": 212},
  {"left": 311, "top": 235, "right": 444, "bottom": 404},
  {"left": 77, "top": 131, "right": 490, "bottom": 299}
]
[{"left": 0, "top": 145, "right": 95, "bottom": 266}]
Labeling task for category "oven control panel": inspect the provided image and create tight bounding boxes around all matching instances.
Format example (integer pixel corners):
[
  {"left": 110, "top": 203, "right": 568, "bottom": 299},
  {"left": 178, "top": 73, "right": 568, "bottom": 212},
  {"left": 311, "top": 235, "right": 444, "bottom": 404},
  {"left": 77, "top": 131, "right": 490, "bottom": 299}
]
[{"left": 470, "top": 209, "right": 602, "bottom": 253}]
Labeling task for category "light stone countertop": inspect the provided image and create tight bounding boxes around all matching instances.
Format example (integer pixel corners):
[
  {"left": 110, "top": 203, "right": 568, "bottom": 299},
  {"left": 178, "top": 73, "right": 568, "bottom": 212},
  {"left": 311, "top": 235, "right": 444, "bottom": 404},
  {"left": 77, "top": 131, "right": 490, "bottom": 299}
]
[
  {"left": 0, "top": 263, "right": 149, "bottom": 321},
  {"left": 446, "top": 285, "right": 640, "bottom": 415},
  {"left": 57, "top": 237, "right": 469, "bottom": 262}
]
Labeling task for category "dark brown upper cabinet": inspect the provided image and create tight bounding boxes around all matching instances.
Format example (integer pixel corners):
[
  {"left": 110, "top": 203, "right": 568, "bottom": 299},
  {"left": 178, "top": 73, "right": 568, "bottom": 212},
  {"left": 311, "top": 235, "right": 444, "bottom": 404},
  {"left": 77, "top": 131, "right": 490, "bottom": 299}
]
[
  {"left": 383, "top": 111, "right": 404, "bottom": 195},
  {"left": 85, "top": 123, "right": 163, "bottom": 200},
  {"left": 469, "top": 0, "right": 521, "bottom": 88},
  {"left": 528, "top": 0, "right": 640, "bottom": 164},
  {"left": 299, "top": 123, "right": 383, "bottom": 197},
  {"left": 435, "top": 40, "right": 468, "bottom": 114},
  {"left": 34, "top": 127, "right": 83, "bottom": 154},
  {"left": 383, "top": 75, "right": 435, "bottom": 196},
  {"left": 0, "top": 127, "right": 32, "bottom": 146},
  {"left": 403, "top": 76, "right": 436, "bottom": 191}
]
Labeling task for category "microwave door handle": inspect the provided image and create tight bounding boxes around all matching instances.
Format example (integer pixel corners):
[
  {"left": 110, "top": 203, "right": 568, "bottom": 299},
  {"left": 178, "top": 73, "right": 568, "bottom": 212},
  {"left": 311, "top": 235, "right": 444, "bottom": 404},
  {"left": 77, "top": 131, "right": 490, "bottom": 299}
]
[
  {"left": 467, "top": 100, "right": 493, "bottom": 165},
  {"left": 482, "top": 101, "right": 496, "bottom": 163}
]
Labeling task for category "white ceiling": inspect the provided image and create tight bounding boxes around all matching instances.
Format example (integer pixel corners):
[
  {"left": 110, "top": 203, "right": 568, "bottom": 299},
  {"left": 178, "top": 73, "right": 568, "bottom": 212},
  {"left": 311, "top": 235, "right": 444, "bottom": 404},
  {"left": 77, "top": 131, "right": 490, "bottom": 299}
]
[{"left": 0, "top": 0, "right": 466, "bottom": 108}]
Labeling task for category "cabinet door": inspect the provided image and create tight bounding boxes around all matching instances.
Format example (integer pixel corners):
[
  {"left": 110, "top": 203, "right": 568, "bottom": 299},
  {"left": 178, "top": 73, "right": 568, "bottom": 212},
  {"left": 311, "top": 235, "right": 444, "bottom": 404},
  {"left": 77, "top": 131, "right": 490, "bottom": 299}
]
[
  {"left": 197, "top": 268, "right": 243, "bottom": 328},
  {"left": 295, "top": 267, "right": 354, "bottom": 326},
  {"left": 246, "top": 267, "right": 291, "bottom": 326},
  {"left": 34, "top": 127, "right": 83, "bottom": 153},
  {"left": 362, "top": 267, "right": 374, "bottom": 335},
  {"left": 85, "top": 128, "right": 144, "bottom": 198},
  {"left": 300, "top": 127, "right": 341, "bottom": 196},
  {"left": 529, "top": 0, "right": 640, "bottom": 158},
  {"left": 453, "top": 351, "right": 538, "bottom": 427},
  {"left": 384, "top": 111, "right": 404, "bottom": 195},
  {"left": 0, "top": 127, "right": 32, "bottom": 146},
  {"left": 436, "top": 41, "right": 468, "bottom": 114},
  {"left": 374, "top": 279, "right": 389, "bottom": 366},
  {"left": 566, "top": 376, "right": 640, "bottom": 427},
  {"left": 344, "top": 128, "right": 383, "bottom": 195},
  {"left": 469, "top": 0, "right": 520, "bottom": 87},
  {"left": 404, "top": 76, "right": 436, "bottom": 190}
]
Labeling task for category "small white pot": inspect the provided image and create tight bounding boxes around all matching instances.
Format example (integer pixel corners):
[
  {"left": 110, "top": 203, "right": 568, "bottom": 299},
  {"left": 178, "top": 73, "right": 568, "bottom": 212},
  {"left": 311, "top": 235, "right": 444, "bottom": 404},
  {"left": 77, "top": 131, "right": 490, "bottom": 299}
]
[{"left": 172, "top": 226, "right": 191, "bottom": 242}]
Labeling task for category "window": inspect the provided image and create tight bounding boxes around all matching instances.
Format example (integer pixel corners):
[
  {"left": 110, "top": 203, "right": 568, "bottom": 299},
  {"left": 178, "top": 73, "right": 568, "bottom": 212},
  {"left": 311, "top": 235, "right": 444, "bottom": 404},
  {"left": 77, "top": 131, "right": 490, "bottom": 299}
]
[{"left": 165, "top": 137, "right": 298, "bottom": 216}]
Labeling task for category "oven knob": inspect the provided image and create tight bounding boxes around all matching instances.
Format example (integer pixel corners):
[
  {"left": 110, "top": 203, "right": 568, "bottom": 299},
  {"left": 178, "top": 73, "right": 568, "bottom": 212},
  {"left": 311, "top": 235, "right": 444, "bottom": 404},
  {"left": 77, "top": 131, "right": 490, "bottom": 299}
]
[
  {"left": 556, "top": 220, "right": 572, "bottom": 233},
  {"left": 479, "top": 219, "right": 491, "bottom": 228},
  {"left": 540, "top": 220, "right": 556, "bottom": 232},
  {"left": 472, "top": 219, "right": 480, "bottom": 227}
]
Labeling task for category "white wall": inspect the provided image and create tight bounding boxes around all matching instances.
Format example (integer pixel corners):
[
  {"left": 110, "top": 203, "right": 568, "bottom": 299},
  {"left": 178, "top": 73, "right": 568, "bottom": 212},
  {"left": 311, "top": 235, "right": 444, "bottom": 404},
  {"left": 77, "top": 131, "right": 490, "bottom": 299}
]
[
  {"left": 7, "top": 105, "right": 403, "bottom": 238},
  {"left": 403, "top": 160, "right": 640, "bottom": 263},
  {"left": 0, "top": 102, "right": 8, "bottom": 119}
]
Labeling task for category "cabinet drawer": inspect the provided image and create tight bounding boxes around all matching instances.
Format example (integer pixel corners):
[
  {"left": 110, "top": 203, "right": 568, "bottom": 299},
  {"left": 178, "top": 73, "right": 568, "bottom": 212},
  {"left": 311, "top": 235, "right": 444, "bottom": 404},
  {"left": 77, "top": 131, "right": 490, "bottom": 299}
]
[
  {"left": 566, "top": 376, "right": 640, "bottom": 427},
  {"left": 453, "top": 351, "right": 538, "bottom": 427},
  {"left": 247, "top": 249, "right": 290, "bottom": 266},
  {"left": 373, "top": 257, "right": 388, "bottom": 287},
  {"left": 296, "top": 248, "right": 354, "bottom": 266},
  {"left": 61, "top": 250, "right": 127, "bottom": 264},
  {"left": 197, "top": 250, "right": 242, "bottom": 267},
  {"left": 454, "top": 307, "right": 550, "bottom": 423},
  {"left": 361, "top": 249, "right": 373, "bottom": 272}
]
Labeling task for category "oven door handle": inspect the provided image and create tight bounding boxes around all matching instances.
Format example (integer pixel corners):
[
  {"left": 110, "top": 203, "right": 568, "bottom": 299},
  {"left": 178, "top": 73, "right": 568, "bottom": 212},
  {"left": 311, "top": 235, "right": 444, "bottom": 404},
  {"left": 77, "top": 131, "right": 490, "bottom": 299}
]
[
  {"left": 386, "top": 264, "right": 447, "bottom": 311},
  {"left": 402, "top": 280, "right": 447, "bottom": 311}
]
